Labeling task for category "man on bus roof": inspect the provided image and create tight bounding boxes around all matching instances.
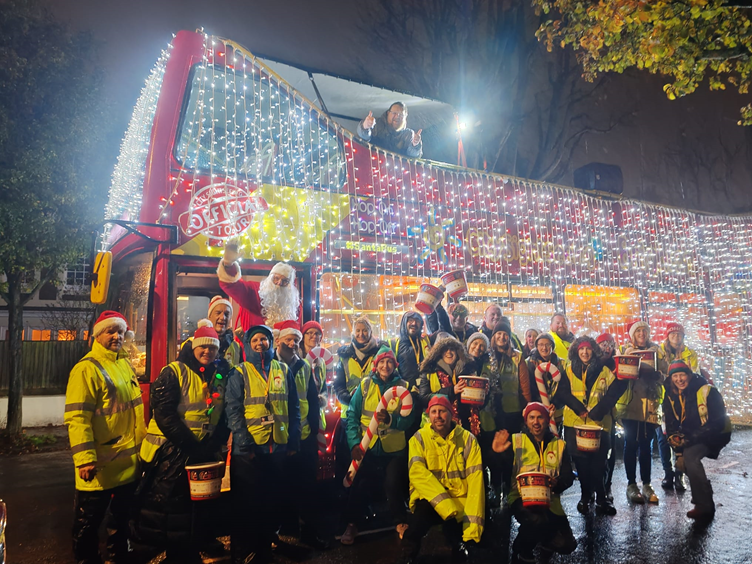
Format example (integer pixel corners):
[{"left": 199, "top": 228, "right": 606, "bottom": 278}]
[
  {"left": 357, "top": 102, "right": 423, "bottom": 158},
  {"left": 217, "top": 242, "right": 300, "bottom": 331}
]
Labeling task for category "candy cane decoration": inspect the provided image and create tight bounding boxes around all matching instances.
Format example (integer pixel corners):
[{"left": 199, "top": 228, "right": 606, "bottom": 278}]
[
  {"left": 306, "top": 346, "right": 334, "bottom": 368},
  {"left": 343, "top": 385, "right": 413, "bottom": 487},
  {"left": 534, "top": 361, "right": 561, "bottom": 434}
]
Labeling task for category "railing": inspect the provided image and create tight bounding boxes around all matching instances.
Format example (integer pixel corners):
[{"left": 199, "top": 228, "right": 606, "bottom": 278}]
[{"left": 0, "top": 341, "right": 89, "bottom": 395}]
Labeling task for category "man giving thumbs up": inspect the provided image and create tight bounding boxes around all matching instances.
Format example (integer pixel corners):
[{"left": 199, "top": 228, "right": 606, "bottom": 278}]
[{"left": 356, "top": 102, "right": 423, "bottom": 158}]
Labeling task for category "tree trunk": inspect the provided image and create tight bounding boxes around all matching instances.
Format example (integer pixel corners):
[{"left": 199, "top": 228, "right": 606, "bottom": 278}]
[{"left": 5, "top": 272, "right": 24, "bottom": 436}]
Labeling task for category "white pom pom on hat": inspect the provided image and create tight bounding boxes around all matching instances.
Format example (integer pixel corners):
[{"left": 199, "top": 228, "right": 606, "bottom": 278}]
[{"left": 193, "top": 318, "right": 220, "bottom": 348}]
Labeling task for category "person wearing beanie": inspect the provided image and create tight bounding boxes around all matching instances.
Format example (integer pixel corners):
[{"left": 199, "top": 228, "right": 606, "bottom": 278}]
[
  {"left": 388, "top": 311, "right": 432, "bottom": 391},
  {"left": 466, "top": 332, "right": 490, "bottom": 364},
  {"left": 492, "top": 402, "right": 576, "bottom": 564},
  {"left": 217, "top": 241, "right": 300, "bottom": 330},
  {"left": 657, "top": 322, "right": 699, "bottom": 491},
  {"left": 418, "top": 335, "right": 478, "bottom": 434},
  {"left": 617, "top": 320, "right": 667, "bottom": 505},
  {"left": 663, "top": 360, "right": 732, "bottom": 521},
  {"left": 549, "top": 313, "right": 575, "bottom": 361},
  {"left": 525, "top": 333, "right": 563, "bottom": 408},
  {"left": 596, "top": 333, "right": 616, "bottom": 361},
  {"left": 65, "top": 311, "right": 146, "bottom": 564},
  {"left": 399, "top": 395, "right": 484, "bottom": 564},
  {"left": 133, "top": 319, "right": 230, "bottom": 560},
  {"left": 300, "top": 320, "right": 324, "bottom": 358},
  {"left": 341, "top": 344, "right": 417, "bottom": 546},
  {"left": 225, "top": 324, "right": 301, "bottom": 563},
  {"left": 555, "top": 336, "right": 628, "bottom": 516},
  {"left": 426, "top": 301, "right": 479, "bottom": 344},
  {"left": 477, "top": 320, "right": 532, "bottom": 505},
  {"left": 207, "top": 295, "right": 244, "bottom": 368},
  {"left": 522, "top": 329, "right": 539, "bottom": 359}
]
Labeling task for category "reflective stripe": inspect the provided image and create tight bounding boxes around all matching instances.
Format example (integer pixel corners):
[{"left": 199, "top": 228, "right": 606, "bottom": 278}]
[
  {"left": 94, "top": 396, "right": 143, "bottom": 417},
  {"left": 428, "top": 492, "right": 452, "bottom": 507},
  {"left": 70, "top": 441, "right": 97, "bottom": 454},
  {"left": 409, "top": 455, "right": 426, "bottom": 468},
  {"left": 184, "top": 420, "right": 213, "bottom": 430},
  {"left": 247, "top": 415, "right": 290, "bottom": 426},
  {"left": 414, "top": 431, "right": 425, "bottom": 449},
  {"left": 463, "top": 435, "right": 474, "bottom": 461},
  {"left": 362, "top": 409, "right": 375, "bottom": 418},
  {"left": 178, "top": 401, "right": 208, "bottom": 413},
  {"left": 82, "top": 358, "right": 117, "bottom": 398},
  {"left": 464, "top": 464, "right": 483, "bottom": 476},
  {"left": 463, "top": 515, "right": 485, "bottom": 526},
  {"left": 244, "top": 396, "right": 267, "bottom": 406},
  {"left": 432, "top": 469, "right": 467, "bottom": 480},
  {"left": 267, "top": 392, "right": 288, "bottom": 402},
  {"left": 144, "top": 434, "right": 167, "bottom": 447},
  {"left": 65, "top": 402, "right": 96, "bottom": 413}
]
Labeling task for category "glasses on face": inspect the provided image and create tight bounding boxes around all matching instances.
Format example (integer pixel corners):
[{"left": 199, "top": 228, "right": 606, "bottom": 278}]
[
  {"left": 537, "top": 343, "right": 552, "bottom": 350},
  {"left": 388, "top": 110, "right": 405, "bottom": 119}
]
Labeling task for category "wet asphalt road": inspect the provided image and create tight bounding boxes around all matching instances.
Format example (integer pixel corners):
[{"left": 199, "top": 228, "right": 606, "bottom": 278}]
[{"left": 1, "top": 428, "right": 750, "bottom": 564}]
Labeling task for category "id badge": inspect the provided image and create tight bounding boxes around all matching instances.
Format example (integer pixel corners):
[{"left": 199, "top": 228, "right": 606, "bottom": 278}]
[{"left": 260, "top": 414, "right": 275, "bottom": 426}]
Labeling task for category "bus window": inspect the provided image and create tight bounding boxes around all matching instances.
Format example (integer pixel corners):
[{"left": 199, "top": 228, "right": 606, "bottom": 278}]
[
  {"left": 564, "top": 284, "right": 640, "bottom": 341},
  {"left": 174, "top": 64, "right": 345, "bottom": 189},
  {"left": 108, "top": 252, "right": 153, "bottom": 379}
]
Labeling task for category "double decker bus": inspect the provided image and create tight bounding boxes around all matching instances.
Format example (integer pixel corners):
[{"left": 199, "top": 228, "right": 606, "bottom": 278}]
[{"left": 100, "top": 30, "right": 752, "bottom": 424}]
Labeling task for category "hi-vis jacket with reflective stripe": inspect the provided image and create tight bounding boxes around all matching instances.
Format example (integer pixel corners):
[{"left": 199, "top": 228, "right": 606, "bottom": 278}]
[
  {"left": 291, "top": 357, "right": 324, "bottom": 441},
  {"left": 140, "top": 361, "right": 226, "bottom": 463},
  {"left": 65, "top": 340, "right": 146, "bottom": 491},
  {"left": 660, "top": 342, "right": 699, "bottom": 373},
  {"left": 339, "top": 355, "right": 374, "bottom": 419},
  {"left": 238, "top": 360, "right": 291, "bottom": 446},
  {"left": 508, "top": 433, "right": 567, "bottom": 515},
  {"left": 562, "top": 364, "right": 617, "bottom": 432},
  {"left": 408, "top": 424, "right": 485, "bottom": 543}
]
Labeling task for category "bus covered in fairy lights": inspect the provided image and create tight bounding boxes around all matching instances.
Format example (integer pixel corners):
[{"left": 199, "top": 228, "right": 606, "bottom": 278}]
[{"left": 103, "top": 31, "right": 752, "bottom": 424}]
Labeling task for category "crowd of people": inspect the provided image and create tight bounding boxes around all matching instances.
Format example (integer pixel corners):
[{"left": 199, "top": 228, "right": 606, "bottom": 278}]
[{"left": 64, "top": 246, "right": 733, "bottom": 564}]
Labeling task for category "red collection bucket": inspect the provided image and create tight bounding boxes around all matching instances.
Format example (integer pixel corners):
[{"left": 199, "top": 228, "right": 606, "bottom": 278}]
[
  {"left": 613, "top": 355, "right": 640, "bottom": 380},
  {"left": 633, "top": 350, "right": 657, "bottom": 369},
  {"left": 517, "top": 471, "right": 551, "bottom": 508},
  {"left": 460, "top": 376, "right": 489, "bottom": 406},
  {"left": 440, "top": 270, "right": 469, "bottom": 300},
  {"left": 574, "top": 425, "right": 603, "bottom": 452},
  {"left": 415, "top": 283, "right": 444, "bottom": 314},
  {"left": 186, "top": 461, "right": 225, "bottom": 501}
]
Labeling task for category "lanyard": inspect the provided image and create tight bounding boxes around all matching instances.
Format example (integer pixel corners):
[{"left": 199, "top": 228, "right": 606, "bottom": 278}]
[
  {"left": 670, "top": 393, "right": 687, "bottom": 426},
  {"left": 409, "top": 336, "right": 423, "bottom": 365}
]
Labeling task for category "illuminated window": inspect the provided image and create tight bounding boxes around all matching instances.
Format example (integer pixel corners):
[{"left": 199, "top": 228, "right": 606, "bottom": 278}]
[
  {"left": 564, "top": 285, "right": 641, "bottom": 341},
  {"left": 58, "top": 330, "right": 77, "bottom": 341},
  {"left": 31, "top": 330, "right": 51, "bottom": 341}
]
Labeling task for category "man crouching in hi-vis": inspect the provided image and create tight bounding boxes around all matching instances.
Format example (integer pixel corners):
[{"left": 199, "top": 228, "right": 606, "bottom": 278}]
[
  {"left": 64, "top": 310, "right": 146, "bottom": 564},
  {"left": 493, "top": 402, "right": 577, "bottom": 564},
  {"left": 399, "top": 394, "right": 484, "bottom": 564}
]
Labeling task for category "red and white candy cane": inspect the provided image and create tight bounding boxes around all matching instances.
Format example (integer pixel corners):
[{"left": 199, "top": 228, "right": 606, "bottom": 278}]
[
  {"left": 343, "top": 385, "right": 413, "bottom": 487},
  {"left": 534, "top": 361, "right": 561, "bottom": 434},
  {"left": 306, "top": 346, "right": 334, "bottom": 368}
]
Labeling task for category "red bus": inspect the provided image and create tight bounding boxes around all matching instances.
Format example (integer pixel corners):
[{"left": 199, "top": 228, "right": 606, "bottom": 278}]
[{"left": 99, "top": 30, "right": 752, "bottom": 425}]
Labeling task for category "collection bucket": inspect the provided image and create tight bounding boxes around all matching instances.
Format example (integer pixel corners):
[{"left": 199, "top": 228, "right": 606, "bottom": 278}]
[
  {"left": 415, "top": 283, "right": 444, "bottom": 314},
  {"left": 186, "top": 461, "right": 225, "bottom": 501},
  {"left": 613, "top": 355, "right": 640, "bottom": 380},
  {"left": 460, "top": 376, "right": 489, "bottom": 406},
  {"left": 574, "top": 425, "right": 603, "bottom": 452},
  {"left": 633, "top": 350, "right": 657, "bottom": 369},
  {"left": 440, "top": 270, "right": 469, "bottom": 300},
  {"left": 516, "top": 471, "right": 551, "bottom": 508}
]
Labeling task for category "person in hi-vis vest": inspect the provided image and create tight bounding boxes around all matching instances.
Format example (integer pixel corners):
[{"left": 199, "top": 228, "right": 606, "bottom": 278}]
[
  {"left": 65, "top": 311, "right": 145, "bottom": 564},
  {"left": 134, "top": 319, "right": 231, "bottom": 560},
  {"left": 225, "top": 325, "right": 300, "bottom": 564},
  {"left": 493, "top": 402, "right": 577, "bottom": 564}
]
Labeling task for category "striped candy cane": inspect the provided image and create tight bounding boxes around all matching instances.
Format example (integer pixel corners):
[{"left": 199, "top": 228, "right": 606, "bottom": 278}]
[
  {"left": 343, "top": 385, "right": 413, "bottom": 487},
  {"left": 534, "top": 361, "right": 561, "bottom": 435}
]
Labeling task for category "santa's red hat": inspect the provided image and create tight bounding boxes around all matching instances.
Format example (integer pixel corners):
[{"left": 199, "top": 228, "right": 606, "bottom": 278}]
[
  {"left": 665, "top": 322, "right": 685, "bottom": 339},
  {"left": 301, "top": 320, "right": 323, "bottom": 336},
  {"left": 92, "top": 311, "right": 128, "bottom": 338},
  {"left": 193, "top": 319, "right": 220, "bottom": 348},
  {"left": 273, "top": 320, "right": 303, "bottom": 342},
  {"left": 208, "top": 295, "right": 233, "bottom": 318}
]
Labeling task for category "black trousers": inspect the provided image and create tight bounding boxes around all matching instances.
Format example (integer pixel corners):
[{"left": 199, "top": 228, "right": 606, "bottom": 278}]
[
  {"left": 511, "top": 499, "right": 576, "bottom": 557},
  {"left": 73, "top": 481, "right": 137, "bottom": 564},
  {"left": 401, "top": 499, "right": 463, "bottom": 558},
  {"left": 623, "top": 419, "right": 657, "bottom": 484},
  {"left": 344, "top": 451, "right": 408, "bottom": 525},
  {"left": 231, "top": 451, "right": 285, "bottom": 561},
  {"left": 282, "top": 434, "right": 320, "bottom": 536},
  {"left": 565, "top": 426, "right": 611, "bottom": 500}
]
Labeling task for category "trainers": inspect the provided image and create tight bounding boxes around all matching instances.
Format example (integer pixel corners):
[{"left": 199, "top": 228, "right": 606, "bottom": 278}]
[
  {"left": 627, "top": 483, "right": 645, "bottom": 504},
  {"left": 596, "top": 498, "right": 617, "bottom": 516},
  {"left": 340, "top": 523, "right": 357, "bottom": 545},
  {"left": 674, "top": 473, "right": 687, "bottom": 492},
  {"left": 396, "top": 523, "right": 409, "bottom": 540},
  {"left": 661, "top": 475, "right": 674, "bottom": 490},
  {"left": 642, "top": 484, "right": 659, "bottom": 504}
]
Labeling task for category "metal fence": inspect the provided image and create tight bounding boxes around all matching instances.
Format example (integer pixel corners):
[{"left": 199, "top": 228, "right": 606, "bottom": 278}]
[{"left": 0, "top": 341, "right": 89, "bottom": 395}]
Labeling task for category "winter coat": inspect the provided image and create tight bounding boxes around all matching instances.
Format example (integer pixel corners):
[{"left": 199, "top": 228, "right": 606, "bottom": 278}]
[
  {"left": 555, "top": 356, "right": 628, "bottom": 427},
  {"left": 333, "top": 338, "right": 386, "bottom": 407},
  {"left": 616, "top": 341, "right": 666, "bottom": 424},
  {"left": 660, "top": 341, "right": 699, "bottom": 372},
  {"left": 390, "top": 311, "right": 431, "bottom": 389},
  {"left": 426, "top": 303, "right": 479, "bottom": 343},
  {"left": 663, "top": 372, "right": 731, "bottom": 458},
  {"left": 356, "top": 110, "right": 422, "bottom": 158},
  {"left": 525, "top": 349, "right": 562, "bottom": 404},
  {"left": 133, "top": 343, "right": 231, "bottom": 548}
]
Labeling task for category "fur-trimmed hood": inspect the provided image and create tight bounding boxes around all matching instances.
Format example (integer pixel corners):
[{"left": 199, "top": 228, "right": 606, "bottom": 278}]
[{"left": 420, "top": 336, "right": 471, "bottom": 375}]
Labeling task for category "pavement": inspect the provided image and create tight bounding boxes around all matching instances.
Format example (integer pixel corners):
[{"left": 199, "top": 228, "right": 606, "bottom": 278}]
[{"left": 1, "top": 427, "right": 750, "bottom": 564}]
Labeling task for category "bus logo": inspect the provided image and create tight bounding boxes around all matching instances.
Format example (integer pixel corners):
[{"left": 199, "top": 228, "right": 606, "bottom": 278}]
[{"left": 178, "top": 183, "right": 268, "bottom": 240}]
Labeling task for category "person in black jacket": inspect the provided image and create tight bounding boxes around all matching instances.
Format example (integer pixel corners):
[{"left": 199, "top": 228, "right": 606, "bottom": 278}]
[
  {"left": 427, "top": 302, "right": 479, "bottom": 344},
  {"left": 133, "top": 322, "right": 231, "bottom": 562},
  {"left": 356, "top": 102, "right": 423, "bottom": 158},
  {"left": 663, "top": 360, "right": 731, "bottom": 521}
]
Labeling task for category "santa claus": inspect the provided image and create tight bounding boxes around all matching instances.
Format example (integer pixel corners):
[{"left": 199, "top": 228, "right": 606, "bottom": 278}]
[{"left": 216, "top": 242, "right": 300, "bottom": 330}]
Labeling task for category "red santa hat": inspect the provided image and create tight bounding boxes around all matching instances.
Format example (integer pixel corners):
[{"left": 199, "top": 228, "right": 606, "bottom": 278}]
[
  {"left": 273, "top": 320, "right": 303, "bottom": 342},
  {"left": 523, "top": 401, "right": 551, "bottom": 422},
  {"left": 270, "top": 262, "right": 296, "bottom": 281},
  {"left": 193, "top": 319, "right": 220, "bottom": 348},
  {"left": 301, "top": 320, "right": 324, "bottom": 336},
  {"left": 665, "top": 322, "right": 685, "bottom": 339},
  {"left": 208, "top": 295, "right": 233, "bottom": 318},
  {"left": 596, "top": 333, "right": 614, "bottom": 344},
  {"left": 92, "top": 311, "right": 128, "bottom": 338}
]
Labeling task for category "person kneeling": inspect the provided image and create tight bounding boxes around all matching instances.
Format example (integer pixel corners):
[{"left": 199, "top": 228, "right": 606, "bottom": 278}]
[
  {"left": 493, "top": 402, "right": 577, "bottom": 564},
  {"left": 399, "top": 395, "right": 484, "bottom": 564}
]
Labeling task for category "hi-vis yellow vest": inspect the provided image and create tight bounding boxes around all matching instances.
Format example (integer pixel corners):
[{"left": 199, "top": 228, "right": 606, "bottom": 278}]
[
  {"left": 508, "top": 433, "right": 567, "bottom": 515},
  {"left": 562, "top": 364, "right": 616, "bottom": 432},
  {"left": 359, "top": 376, "right": 408, "bottom": 453},
  {"left": 341, "top": 355, "right": 375, "bottom": 419},
  {"left": 479, "top": 352, "right": 522, "bottom": 431},
  {"left": 550, "top": 332, "right": 571, "bottom": 362},
  {"left": 668, "top": 384, "right": 733, "bottom": 433},
  {"left": 294, "top": 358, "right": 322, "bottom": 441},
  {"left": 238, "top": 360, "right": 290, "bottom": 445},
  {"left": 140, "top": 361, "right": 225, "bottom": 463}
]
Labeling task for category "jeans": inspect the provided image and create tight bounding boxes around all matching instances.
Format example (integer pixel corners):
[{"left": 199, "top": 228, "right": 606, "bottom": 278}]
[
  {"left": 683, "top": 443, "right": 714, "bottom": 511},
  {"left": 655, "top": 427, "right": 675, "bottom": 478},
  {"left": 622, "top": 419, "right": 657, "bottom": 484}
]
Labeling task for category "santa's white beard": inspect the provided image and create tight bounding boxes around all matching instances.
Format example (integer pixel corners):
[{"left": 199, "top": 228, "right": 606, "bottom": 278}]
[{"left": 258, "top": 276, "right": 299, "bottom": 326}]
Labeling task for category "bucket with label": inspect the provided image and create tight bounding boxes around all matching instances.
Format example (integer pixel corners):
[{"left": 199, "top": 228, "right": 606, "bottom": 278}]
[
  {"left": 516, "top": 471, "right": 551, "bottom": 508},
  {"left": 633, "top": 350, "right": 657, "bottom": 369},
  {"left": 440, "top": 270, "right": 469, "bottom": 301},
  {"left": 186, "top": 461, "right": 225, "bottom": 501},
  {"left": 613, "top": 355, "right": 640, "bottom": 380},
  {"left": 574, "top": 425, "right": 603, "bottom": 452},
  {"left": 460, "top": 376, "right": 489, "bottom": 406},
  {"left": 415, "top": 283, "right": 444, "bottom": 314}
]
